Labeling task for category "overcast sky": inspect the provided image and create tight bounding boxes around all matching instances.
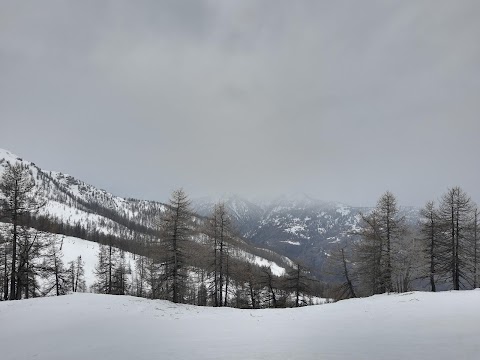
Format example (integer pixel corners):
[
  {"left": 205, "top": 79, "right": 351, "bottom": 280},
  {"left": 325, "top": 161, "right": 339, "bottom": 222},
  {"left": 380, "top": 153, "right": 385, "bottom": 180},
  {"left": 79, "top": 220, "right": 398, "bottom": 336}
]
[{"left": 1, "top": 1, "right": 479, "bottom": 207}]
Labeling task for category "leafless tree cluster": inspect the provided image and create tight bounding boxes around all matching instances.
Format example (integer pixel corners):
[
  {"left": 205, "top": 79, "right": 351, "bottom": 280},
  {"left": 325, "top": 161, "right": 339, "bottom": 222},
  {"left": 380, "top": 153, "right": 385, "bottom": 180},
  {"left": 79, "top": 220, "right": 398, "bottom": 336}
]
[
  {"left": 93, "top": 188, "right": 321, "bottom": 307},
  {"left": 329, "top": 187, "right": 479, "bottom": 299},
  {"left": 0, "top": 163, "right": 85, "bottom": 300},
  {"left": 420, "top": 187, "right": 478, "bottom": 291}
]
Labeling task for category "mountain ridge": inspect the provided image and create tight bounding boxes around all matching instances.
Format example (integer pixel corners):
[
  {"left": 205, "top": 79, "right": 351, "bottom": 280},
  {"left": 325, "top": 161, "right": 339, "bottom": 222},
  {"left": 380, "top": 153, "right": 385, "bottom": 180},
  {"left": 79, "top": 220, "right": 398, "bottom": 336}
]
[
  {"left": 192, "top": 193, "right": 420, "bottom": 278},
  {"left": 0, "top": 148, "right": 293, "bottom": 276},
  {"left": 0, "top": 148, "right": 421, "bottom": 278}
]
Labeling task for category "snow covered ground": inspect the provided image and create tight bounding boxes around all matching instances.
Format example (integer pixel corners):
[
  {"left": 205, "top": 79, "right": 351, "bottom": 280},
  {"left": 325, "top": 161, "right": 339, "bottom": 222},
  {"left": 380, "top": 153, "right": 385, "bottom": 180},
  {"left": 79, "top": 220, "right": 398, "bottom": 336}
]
[{"left": 1, "top": 290, "right": 480, "bottom": 360}]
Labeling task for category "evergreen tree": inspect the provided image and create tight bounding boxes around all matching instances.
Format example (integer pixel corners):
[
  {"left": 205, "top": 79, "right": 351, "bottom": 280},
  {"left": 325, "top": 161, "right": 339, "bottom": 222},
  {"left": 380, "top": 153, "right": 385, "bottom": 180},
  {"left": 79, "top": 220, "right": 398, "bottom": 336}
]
[
  {"left": 145, "top": 255, "right": 162, "bottom": 299},
  {"left": 68, "top": 255, "right": 86, "bottom": 292},
  {"left": 17, "top": 228, "right": 44, "bottom": 298},
  {"left": 0, "top": 231, "right": 11, "bottom": 300},
  {"left": 206, "top": 203, "right": 232, "bottom": 306},
  {"left": 0, "top": 163, "right": 44, "bottom": 300},
  {"left": 438, "top": 187, "right": 475, "bottom": 290},
  {"left": 134, "top": 255, "right": 147, "bottom": 297},
  {"left": 75, "top": 255, "right": 86, "bottom": 292},
  {"left": 242, "top": 262, "right": 261, "bottom": 309},
  {"left": 419, "top": 201, "right": 440, "bottom": 292},
  {"left": 197, "top": 283, "right": 208, "bottom": 306},
  {"left": 355, "top": 192, "right": 406, "bottom": 294},
  {"left": 112, "top": 250, "right": 129, "bottom": 295},
  {"left": 259, "top": 266, "right": 279, "bottom": 308},
  {"left": 159, "top": 189, "right": 192, "bottom": 303},
  {"left": 354, "top": 210, "right": 384, "bottom": 294},
  {"left": 41, "top": 237, "right": 68, "bottom": 296},
  {"left": 93, "top": 245, "right": 109, "bottom": 294},
  {"left": 284, "top": 263, "right": 312, "bottom": 307},
  {"left": 473, "top": 208, "right": 479, "bottom": 288}
]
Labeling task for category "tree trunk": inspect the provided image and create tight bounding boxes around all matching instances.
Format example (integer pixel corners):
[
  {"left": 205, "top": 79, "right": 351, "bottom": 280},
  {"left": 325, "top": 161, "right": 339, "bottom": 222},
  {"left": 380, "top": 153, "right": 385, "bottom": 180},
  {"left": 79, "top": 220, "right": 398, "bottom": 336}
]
[
  {"left": 219, "top": 240, "right": 223, "bottom": 307},
  {"left": 341, "top": 248, "right": 356, "bottom": 298},
  {"left": 9, "top": 180, "right": 18, "bottom": 300},
  {"left": 25, "top": 258, "right": 29, "bottom": 299},
  {"left": 54, "top": 251, "right": 60, "bottom": 296},
  {"left": 430, "top": 211, "right": 436, "bottom": 292},
  {"left": 474, "top": 211, "right": 478, "bottom": 288},
  {"left": 249, "top": 283, "right": 255, "bottom": 309},
  {"left": 224, "top": 253, "right": 229, "bottom": 307},
  {"left": 451, "top": 203, "right": 456, "bottom": 289},
  {"left": 108, "top": 244, "right": 112, "bottom": 294},
  {"left": 385, "top": 203, "right": 392, "bottom": 293},
  {"left": 454, "top": 206, "right": 460, "bottom": 290},
  {"left": 295, "top": 265, "right": 300, "bottom": 307},
  {"left": 213, "top": 237, "right": 218, "bottom": 307},
  {"left": 172, "top": 206, "right": 179, "bottom": 303},
  {"left": 4, "top": 248, "right": 9, "bottom": 300}
]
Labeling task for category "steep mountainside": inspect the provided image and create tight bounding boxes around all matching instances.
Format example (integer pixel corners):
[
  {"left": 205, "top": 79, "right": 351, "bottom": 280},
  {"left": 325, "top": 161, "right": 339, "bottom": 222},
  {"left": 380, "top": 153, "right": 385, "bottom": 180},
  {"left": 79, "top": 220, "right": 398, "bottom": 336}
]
[
  {"left": 0, "top": 149, "right": 164, "bottom": 239},
  {"left": 0, "top": 149, "right": 291, "bottom": 274},
  {"left": 192, "top": 194, "right": 265, "bottom": 236}
]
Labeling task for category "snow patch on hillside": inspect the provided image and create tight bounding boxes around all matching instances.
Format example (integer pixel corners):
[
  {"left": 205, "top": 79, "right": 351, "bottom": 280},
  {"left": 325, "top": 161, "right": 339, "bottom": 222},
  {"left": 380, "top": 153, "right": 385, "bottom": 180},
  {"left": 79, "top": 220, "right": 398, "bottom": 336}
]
[
  {"left": 284, "top": 224, "right": 305, "bottom": 235},
  {"left": 336, "top": 204, "right": 351, "bottom": 216},
  {"left": 281, "top": 240, "right": 301, "bottom": 246},
  {"left": 229, "top": 247, "right": 286, "bottom": 276},
  {"left": 39, "top": 201, "right": 124, "bottom": 236},
  {"left": 327, "top": 236, "right": 341, "bottom": 244},
  {"left": 61, "top": 236, "right": 100, "bottom": 286}
]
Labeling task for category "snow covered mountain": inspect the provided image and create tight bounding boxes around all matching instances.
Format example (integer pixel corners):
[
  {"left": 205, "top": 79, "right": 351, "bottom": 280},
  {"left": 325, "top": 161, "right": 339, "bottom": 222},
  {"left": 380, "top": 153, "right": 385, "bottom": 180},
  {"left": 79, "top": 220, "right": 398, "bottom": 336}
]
[
  {"left": 194, "top": 194, "right": 420, "bottom": 278},
  {"left": 0, "top": 148, "right": 165, "bottom": 241},
  {"left": 0, "top": 148, "right": 421, "bottom": 280},
  {"left": 192, "top": 194, "right": 265, "bottom": 235},
  {"left": 0, "top": 149, "right": 291, "bottom": 275}
]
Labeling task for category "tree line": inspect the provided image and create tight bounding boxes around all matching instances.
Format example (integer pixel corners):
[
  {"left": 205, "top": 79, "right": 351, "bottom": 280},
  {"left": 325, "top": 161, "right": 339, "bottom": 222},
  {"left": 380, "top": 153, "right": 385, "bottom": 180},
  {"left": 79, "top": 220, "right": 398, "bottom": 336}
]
[
  {"left": 329, "top": 187, "right": 479, "bottom": 299},
  {"left": 4, "top": 159, "right": 478, "bottom": 306},
  {"left": 92, "top": 189, "right": 323, "bottom": 308},
  {"left": 0, "top": 163, "right": 321, "bottom": 307}
]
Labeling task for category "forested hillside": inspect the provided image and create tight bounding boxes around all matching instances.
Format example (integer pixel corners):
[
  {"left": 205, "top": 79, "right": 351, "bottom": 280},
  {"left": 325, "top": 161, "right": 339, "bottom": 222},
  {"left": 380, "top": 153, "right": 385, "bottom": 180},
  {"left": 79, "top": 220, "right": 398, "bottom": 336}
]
[
  {"left": 2, "top": 147, "right": 479, "bottom": 305},
  {"left": 0, "top": 149, "right": 323, "bottom": 307}
]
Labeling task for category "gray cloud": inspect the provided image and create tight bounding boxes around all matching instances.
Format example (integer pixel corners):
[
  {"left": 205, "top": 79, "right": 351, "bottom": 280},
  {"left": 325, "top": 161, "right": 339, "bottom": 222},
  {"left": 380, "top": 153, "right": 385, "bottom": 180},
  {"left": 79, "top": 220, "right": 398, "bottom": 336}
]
[{"left": 1, "top": 0, "right": 479, "bottom": 206}]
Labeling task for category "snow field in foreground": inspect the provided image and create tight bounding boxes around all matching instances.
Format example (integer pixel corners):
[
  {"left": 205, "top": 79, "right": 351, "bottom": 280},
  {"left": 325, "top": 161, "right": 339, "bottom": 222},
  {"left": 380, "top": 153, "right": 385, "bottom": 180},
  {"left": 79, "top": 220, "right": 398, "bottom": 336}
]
[{"left": 1, "top": 290, "right": 480, "bottom": 360}]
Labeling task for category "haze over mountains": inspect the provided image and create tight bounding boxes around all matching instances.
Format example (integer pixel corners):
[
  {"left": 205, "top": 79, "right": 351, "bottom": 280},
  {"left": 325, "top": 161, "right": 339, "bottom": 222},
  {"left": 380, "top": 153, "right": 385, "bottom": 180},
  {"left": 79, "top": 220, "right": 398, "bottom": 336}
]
[
  {"left": 0, "top": 147, "right": 421, "bottom": 279},
  {"left": 192, "top": 193, "right": 420, "bottom": 278}
]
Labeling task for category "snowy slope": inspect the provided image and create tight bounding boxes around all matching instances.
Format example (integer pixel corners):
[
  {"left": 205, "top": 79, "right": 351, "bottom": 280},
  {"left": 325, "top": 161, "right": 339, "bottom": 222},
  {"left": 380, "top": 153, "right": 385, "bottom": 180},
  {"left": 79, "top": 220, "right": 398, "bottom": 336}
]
[
  {"left": 0, "top": 220, "right": 136, "bottom": 292},
  {"left": 1, "top": 290, "right": 480, "bottom": 360},
  {"left": 0, "top": 148, "right": 291, "bottom": 277},
  {"left": 61, "top": 236, "right": 136, "bottom": 289},
  {"left": 0, "top": 148, "right": 165, "bottom": 236}
]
